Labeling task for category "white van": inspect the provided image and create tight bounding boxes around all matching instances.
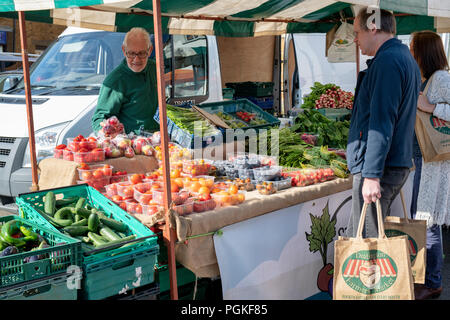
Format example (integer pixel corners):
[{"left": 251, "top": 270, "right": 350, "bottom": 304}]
[
  {"left": 0, "top": 27, "right": 222, "bottom": 207},
  {"left": 0, "top": 27, "right": 364, "bottom": 208}
]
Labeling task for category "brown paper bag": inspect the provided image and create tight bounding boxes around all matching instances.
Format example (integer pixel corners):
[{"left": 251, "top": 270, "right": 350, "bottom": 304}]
[
  {"left": 333, "top": 200, "right": 414, "bottom": 300},
  {"left": 384, "top": 190, "right": 427, "bottom": 284},
  {"left": 415, "top": 73, "right": 450, "bottom": 162}
]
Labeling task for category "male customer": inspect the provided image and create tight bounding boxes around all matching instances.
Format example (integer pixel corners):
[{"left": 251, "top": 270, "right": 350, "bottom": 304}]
[
  {"left": 346, "top": 8, "right": 421, "bottom": 237},
  {"left": 92, "top": 27, "right": 160, "bottom": 134}
]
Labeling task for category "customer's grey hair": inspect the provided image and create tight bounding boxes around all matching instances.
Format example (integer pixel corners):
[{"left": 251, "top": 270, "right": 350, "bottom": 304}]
[{"left": 123, "top": 27, "right": 152, "bottom": 49}]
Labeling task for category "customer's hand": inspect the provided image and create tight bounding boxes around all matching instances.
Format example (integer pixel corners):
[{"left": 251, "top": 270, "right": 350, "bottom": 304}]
[
  {"left": 417, "top": 92, "right": 436, "bottom": 113},
  {"left": 362, "top": 178, "right": 381, "bottom": 203}
]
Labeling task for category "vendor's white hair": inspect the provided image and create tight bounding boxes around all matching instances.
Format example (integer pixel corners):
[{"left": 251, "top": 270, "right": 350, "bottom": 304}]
[{"left": 123, "top": 27, "right": 151, "bottom": 49}]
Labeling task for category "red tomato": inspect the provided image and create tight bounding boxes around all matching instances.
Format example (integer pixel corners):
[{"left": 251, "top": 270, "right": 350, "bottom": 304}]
[
  {"left": 129, "top": 174, "right": 143, "bottom": 185},
  {"left": 92, "top": 169, "right": 104, "bottom": 179},
  {"left": 102, "top": 164, "right": 112, "bottom": 176}
]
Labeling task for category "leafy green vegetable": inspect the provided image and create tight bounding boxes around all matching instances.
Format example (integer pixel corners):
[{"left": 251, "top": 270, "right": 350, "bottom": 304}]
[
  {"left": 305, "top": 201, "right": 336, "bottom": 266},
  {"left": 301, "top": 82, "right": 340, "bottom": 110}
]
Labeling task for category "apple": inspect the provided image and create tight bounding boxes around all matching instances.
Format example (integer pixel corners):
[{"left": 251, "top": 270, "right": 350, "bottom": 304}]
[
  {"left": 141, "top": 144, "right": 154, "bottom": 156},
  {"left": 117, "top": 139, "right": 132, "bottom": 150},
  {"left": 110, "top": 148, "right": 122, "bottom": 158},
  {"left": 104, "top": 146, "right": 112, "bottom": 158},
  {"left": 124, "top": 146, "right": 135, "bottom": 158}
]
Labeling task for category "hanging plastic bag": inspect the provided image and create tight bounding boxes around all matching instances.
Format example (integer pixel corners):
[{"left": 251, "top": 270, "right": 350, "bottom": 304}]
[{"left": 327, "top": 21, "right": 356, "bottom": 63}]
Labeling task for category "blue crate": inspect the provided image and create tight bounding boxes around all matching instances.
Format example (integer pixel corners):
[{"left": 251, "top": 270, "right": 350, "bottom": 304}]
[
  {"left": 236, "top": 95, "right": 274, "bottom": 110},
  {"left": 154, "top": 107, "right": 222, "bottom": 150}
]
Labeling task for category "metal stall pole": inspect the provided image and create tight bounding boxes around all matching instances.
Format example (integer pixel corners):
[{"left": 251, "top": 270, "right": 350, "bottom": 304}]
[
  {"left": 18, "top": 11, "right": 39, "bottom": 192},
  {"left": 152, "top": 0, "right": 178, "bottom": 300}
]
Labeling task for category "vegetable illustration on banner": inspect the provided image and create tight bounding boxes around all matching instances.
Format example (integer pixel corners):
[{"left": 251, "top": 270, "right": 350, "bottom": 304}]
[{"left": 306, "top": 197, "right": 351, "bottom": 298}]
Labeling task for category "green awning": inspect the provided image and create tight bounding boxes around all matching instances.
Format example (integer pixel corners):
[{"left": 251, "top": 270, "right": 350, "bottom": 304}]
[{"left": 0, "top": 0, "right": 449, "bottom": 36}]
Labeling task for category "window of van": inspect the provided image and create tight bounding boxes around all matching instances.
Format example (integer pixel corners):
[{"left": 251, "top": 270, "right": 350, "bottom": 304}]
[
  {"left": 164, "top": 35, "right": 208, "bottom": 105},
  {"left": 14, "top": 32, "right": 124, "bottom": 93}
]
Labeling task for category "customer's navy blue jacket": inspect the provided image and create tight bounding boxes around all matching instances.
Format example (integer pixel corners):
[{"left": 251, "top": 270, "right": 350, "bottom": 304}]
[{"left": 347, "top": 38, "right": 421, "bottom": 179}]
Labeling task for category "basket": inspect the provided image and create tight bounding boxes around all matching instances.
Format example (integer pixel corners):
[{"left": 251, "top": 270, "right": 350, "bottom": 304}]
[
  {"left": 154, "top": 107, "right": 223, "bottom": 150},
  {"left": 198, "top": 99, "right": 280, "bottom": 137},
  {"left": 81, "top": 244, "right": 159, "bottom": 300},
  {"left": 222, "top": 87, "right": 234, "bottom": 100},
  {"left": 0, "top": 273, "right": 78, "bottom": 300},
  {"left": 16, "top": 184, "right": 158, "bottom": 263},
  {"left": 226, "top": 81, "right": 274, "bottom": 97},
  {"left": 0, "top": 215, "right": 82, "bottom": 289},
  {"left": 316, "top": 108, "right": 352, "bottom": 121},
  {"left": 237, "top": 95, "right": 274, "bottom": 110}
]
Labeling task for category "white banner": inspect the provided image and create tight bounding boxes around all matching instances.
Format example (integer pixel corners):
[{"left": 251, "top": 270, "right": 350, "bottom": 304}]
[{"left": 214, "top": 173, "right": 414, "bottom": 300}]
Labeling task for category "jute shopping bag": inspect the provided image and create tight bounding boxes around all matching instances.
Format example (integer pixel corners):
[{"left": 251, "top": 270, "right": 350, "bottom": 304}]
[
  {"left": 415, "top": 73, "right": 450, "bottom": 162},
  {"left": 333, "top": 200, "right": 414, "bottom": 300},
  {"left": 384, "top": 190, "right": 427, "bottom": 284}
]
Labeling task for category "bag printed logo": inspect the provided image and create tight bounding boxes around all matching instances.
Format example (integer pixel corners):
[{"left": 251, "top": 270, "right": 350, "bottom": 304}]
[
  {"left": 342, "top": 250, "right": 398, "bottom": 294},
  {"left": 385, "top": 229, "right": 418, "bottom": 263},
  {"left": 429, "top": 114, "right": 450, "bottom": 135}
]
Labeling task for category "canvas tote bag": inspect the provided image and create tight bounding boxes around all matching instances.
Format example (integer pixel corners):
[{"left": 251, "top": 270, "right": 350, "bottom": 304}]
[
  {"left": 415, "top": 73, "right": 450, "bottom": 162},
  {"left": 327, "top": 21, "right": 356, "bottom": 63},
  {"left": 384, "top": 190, "right": 427, "bottom": 284},
  {"left": 333, "top": 200, "right": 414, "bottom": 300}
]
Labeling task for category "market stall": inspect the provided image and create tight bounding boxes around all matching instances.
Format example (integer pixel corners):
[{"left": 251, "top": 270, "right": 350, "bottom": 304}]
[{"left": 1, "top": 0, "right": 449, "bottom": 301}]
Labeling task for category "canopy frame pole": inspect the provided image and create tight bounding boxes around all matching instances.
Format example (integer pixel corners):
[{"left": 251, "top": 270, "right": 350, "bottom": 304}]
[
  {"left": 18, "top": 11, "right": 39, "bottom": 192},
  {"left": 152, "top": 0, "right": 178, "bottom": 300}
]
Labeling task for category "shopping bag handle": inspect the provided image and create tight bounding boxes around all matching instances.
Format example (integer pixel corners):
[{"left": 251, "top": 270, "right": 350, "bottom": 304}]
[
  {"left": 399, "top": 189, "right": 410, "bottom": 222},
  {"left": 356, "top": 199, "right": 386, "bottom": 239}
]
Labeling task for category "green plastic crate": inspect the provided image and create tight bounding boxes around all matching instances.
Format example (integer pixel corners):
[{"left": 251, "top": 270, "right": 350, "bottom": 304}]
[
  {"left": 0, "top": 273, "right": 78, "bottom": 300},
  {"left": 107, "top": 282, "right": 159, "bottom": 300},
  {"left": 317, "top": 108, "right": 352, "bottom": 121},
  {"left": 82, "top": 245, "right": 158, "bottom": 300},
  {"left": 16, "top": 184, "right": 158, "bottom": 263},
  {"left": 226, "top": 81, "right": 274, "bottom": 97},
  {"left": 0, "top": 215, "right": 82, "bottom": 289},
  {"left": 16, "top": 184, "right": 160, "bottom": 300},
  {"left": 156, "top": 263, "right": 196, "bottom": 293},
  {"left": 222, "top": 87, "right": 234, "bottom": 100},
  {"left": 199, "top": 99, "right": 280, "bottom": 136}
]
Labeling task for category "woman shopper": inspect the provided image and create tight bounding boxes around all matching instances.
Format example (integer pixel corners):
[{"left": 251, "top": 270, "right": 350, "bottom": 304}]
[{"left": 409, "top": 30, "right": 450, "bottom": 300}]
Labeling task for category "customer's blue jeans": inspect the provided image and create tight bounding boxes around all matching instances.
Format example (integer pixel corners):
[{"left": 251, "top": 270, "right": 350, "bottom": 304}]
[{"left": 411, "top": 137, "right": 443, "bottom": 289}]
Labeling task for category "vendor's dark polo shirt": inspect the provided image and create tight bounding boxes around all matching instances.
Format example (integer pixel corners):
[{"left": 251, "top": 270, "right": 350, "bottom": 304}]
[
  {"left": 347, "top": 38, "right": 421, "bottom": 178},
  {"left": 92, "top": 58, "right": 159, "bottom": 134}
]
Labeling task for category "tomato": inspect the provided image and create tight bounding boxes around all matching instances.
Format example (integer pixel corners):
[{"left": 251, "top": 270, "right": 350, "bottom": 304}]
[
  {"left": 55, "top": 144, "right": 66, "bottom": 150},
  {"left": 112, "top": 194, "right": 123, "bottom": 203},
  {"left": 81, "top": 171, "right": 93, "bottom": 181},
  {"left": 78, "top": 163, "right": 90, "bottom": 170},
  {"left": 102, "top": 164, "right": 112, "bottom": 176},
  {"left": 92, "top": 169, "right": 104, "bottom": 179},
  {"left": 129, "top": 173, "right": 143, "bottom": 185},
  {"left": 171, "top": 183, "right": 180, "bottom": 193},
  {"left": 87, "top": 137, "right": 97, "bottom": 142}
]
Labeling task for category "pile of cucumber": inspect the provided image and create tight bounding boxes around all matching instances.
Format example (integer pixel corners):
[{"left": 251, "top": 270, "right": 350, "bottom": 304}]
[{"left": 36, "top": 191, "right": 137, "bottom": 251}]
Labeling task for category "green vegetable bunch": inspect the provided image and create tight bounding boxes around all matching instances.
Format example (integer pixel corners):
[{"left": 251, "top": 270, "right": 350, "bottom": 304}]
[
  {"left": 166, "top": 104, "right": 220, "bottom": 136},
  {"left": 291, "top": 109, "right": 349, "bottom": 149},
  {"left": 301, "top": 82, "right": 340, "bottom": 110}
]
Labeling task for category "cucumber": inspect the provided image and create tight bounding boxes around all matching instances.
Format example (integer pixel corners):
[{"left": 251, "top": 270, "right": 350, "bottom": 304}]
[
  {"left": 37, "top": 208, "right": 72, "bottom": 228},
  {"left": 75, "top": 197, "right": 86, "bottom": 210},
  {"left": 99, "top": 217, "right": 128, "bottom": 233},
  {"left": 94, "top": 235, "right": 137, "bottom": 250},
  {"left": 54, "top": 207, "right": 73, "bottom": 221},
  {"left": 44, "top": 191, "right": 56, "bottom": 216},
  {"left": 74, "top": 214, "right": 82, "bottom": 223},
  {"left": 99, "top": 226, "right": 121, "bottom": 241},
  {"left": 55, "top": 197, "right": 78, "bottom": 207},
  {"left": 88, "top": 232, "right": 108, "bottom": 247},
  {"left": 72, "top": 207, "right": 92, "bottom": 219},
  {"left": 88, "top": 213, "right": 100, "bottom": 232},
  {"left": 71, "top": 218, "right": 88, "bottom": 227},
  {"left": 63, "top": 226, "right": 90, "bottom": 237}
]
